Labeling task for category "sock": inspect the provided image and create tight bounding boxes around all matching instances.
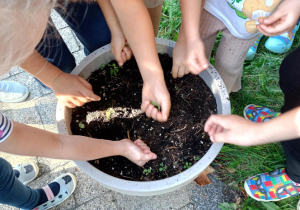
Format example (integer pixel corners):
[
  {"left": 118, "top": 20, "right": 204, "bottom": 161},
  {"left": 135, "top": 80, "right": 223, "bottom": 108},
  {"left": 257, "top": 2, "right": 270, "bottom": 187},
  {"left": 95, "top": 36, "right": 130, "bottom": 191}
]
[
  {"left": 35, "top": 182, "right": 60, "bottom": 207},
  {"left": 13, "top": 169, "right": 20, "bottom": 178}
]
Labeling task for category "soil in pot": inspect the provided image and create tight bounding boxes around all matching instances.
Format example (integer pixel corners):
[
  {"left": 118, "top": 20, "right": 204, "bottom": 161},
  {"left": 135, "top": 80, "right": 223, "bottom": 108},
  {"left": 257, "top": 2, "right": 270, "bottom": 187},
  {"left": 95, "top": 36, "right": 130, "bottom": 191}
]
[{"left": 71, "top": 54, "right": 217, "bottom": 181}]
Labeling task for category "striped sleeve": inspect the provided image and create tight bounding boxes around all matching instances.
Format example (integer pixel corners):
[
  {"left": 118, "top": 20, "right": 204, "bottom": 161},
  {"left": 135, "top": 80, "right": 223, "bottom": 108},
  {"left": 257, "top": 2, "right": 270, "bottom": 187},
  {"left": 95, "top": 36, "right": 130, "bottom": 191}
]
[{"left": 0, "top": 112, "right": 13, "bottom": 143}]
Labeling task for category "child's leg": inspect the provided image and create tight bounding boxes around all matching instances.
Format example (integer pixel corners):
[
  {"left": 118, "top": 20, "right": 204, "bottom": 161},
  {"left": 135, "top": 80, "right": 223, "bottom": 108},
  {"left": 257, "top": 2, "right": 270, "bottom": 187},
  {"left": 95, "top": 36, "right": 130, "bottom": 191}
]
[
  {"left": 279, "top": 46, "right": 300, "bottom": 183},
  {"left": 200, "top": 10, "right": 223, "bottom": 59},
  {"left": 0, "top": 158, "right": 40, "bottom": 209},
  {"left": 214, "top": 30, "right": 259, "bottom": 93},
  {"left": 147, "top": 3, "right": 163, "bottom": 36},
  {"left": 55, "top": 1, "right": 111, "bottom": 56}
]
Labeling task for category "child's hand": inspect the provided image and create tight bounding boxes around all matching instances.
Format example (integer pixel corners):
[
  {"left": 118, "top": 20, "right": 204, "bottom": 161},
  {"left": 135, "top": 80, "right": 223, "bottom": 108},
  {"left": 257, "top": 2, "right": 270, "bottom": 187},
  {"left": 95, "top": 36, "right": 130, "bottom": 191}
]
[
  {"left": 257, "top": 0, "right": 300, "bottom": 36},
  {"left": 121, "top": 139, "right": 157, "bottom": 166},
  {"left": 204, "top": 114, "right": 261, "bottom": 147},
  {"left": 50, "top": 73, "right": 100, "bottom": 108},
  {"left": 141, "top": 79, "right": 171, "bottom": 122},
  {"left": 111, "top": 32, "right": 133, "bottom": 66},
  {"left": 172, "top": 31, "right": 209, "bottom": 79}
]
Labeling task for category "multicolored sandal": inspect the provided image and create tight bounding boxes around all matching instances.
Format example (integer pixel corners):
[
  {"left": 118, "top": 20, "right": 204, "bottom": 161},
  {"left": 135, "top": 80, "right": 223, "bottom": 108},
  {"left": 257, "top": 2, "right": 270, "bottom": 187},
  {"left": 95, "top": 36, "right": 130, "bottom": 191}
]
[
  {"left": 245, "top": 34, "right": 263, "bottom": 61},
  {"left": 243, "top": 104, "right": 281, "bottom": 122},
  {"left": 244, "top": 168, "right": 300, "bottom": 201},
  {"left": 33, "top": 173, "right": 77, "bottom": 210},
  {"left": 13, "top": 161, "right": 39, "bottom": 185}
]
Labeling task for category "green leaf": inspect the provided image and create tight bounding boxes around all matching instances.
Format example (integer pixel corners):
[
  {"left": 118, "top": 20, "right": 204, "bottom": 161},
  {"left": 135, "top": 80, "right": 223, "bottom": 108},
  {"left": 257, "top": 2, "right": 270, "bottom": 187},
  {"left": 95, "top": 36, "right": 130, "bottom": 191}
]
[
  {"left": 159, "top": 168, "right": 163, "bottom": 172},
  {"left": 160, "top": 163, "right": 164, "bottom": 167},
  {"left": 218, "top": 202, "right": 236, "bottom": 210},
  {"left": 150, "top": 101, "right": 161, "bottom": 112},
  {"left": 79, "top": 122, "right": 85, "bottom": 129},
  {"left": 261, "top": 202, "right": 280, "bottom": 210}
]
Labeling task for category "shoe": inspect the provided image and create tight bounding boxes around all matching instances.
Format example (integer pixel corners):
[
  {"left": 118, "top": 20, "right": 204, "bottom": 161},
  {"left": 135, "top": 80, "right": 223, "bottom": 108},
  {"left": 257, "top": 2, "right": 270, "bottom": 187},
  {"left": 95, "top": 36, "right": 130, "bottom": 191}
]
[
  {"left": 33, "top": 173, "right": 77, "bottom": 210},
  {"left": 265, "top": 24, "right": 300, "bottom": 54},
  {"left": 243, "top": 104, "right": 281, "bottom": 122},
  {"left": 13, "top": 161, "right": 39, "bottom": 185},
  {"left": 0, "top": 81, "right": 29, "bottom": 103},
  {"left": 245, "top": 34, "right": 263, "bottom": 61},
  {"left": 244, "top": 168, "right": 300, "bottom": 201}
]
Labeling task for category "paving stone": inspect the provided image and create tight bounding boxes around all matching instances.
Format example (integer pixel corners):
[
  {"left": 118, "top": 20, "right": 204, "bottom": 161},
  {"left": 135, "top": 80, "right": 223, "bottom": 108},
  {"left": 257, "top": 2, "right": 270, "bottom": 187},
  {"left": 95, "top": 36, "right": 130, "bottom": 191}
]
[
  {"left": 63, "top": 162, "right": 110, "bottom": 205},
  {"left": 59, "top": 27, "right": 80, "bottom": 53},
  {"left": 179, "top": 203, "right": 195, "bottom": 210},
  {"left": 0, "top": 152, "right": 38, "bottom": 168},
  {"left": 76, "top": 193, "right": 119, "bottom": 210},
  {"left": 0, "top": 98, "right": 36, "bottom": 112},
  {"left": 114, "top": 184, "right": 191, "bottom": 210},
  {"left": 0, "top": 204, "right": 17, "bottom": 210},
  {"left": 51, "top": 10, "right": 68, "bottom": 30},
  {"left": 190, "top": 174, "right": 239, "bottom": 210},
  {"left": 37, "top": 157, "right": 71, "bottom": 174},
  {"left": 9, "top": 66, "right": 24, "bottom": 76},
  {"left": 27, "top": 165, "right": 76, "bottom": 210},
  {"left": 35, "top": 94, "right": 57, "bottom": 125},
  {"left": 73, "top": 49, "right": 86, "bottom": 65}
]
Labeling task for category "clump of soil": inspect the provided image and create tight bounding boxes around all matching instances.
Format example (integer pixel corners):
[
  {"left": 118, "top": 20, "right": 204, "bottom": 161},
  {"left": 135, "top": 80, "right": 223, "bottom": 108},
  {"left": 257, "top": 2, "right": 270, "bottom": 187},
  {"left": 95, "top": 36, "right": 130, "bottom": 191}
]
[{"left": 71, "top": 54, "right": 217, "bottom": 181}]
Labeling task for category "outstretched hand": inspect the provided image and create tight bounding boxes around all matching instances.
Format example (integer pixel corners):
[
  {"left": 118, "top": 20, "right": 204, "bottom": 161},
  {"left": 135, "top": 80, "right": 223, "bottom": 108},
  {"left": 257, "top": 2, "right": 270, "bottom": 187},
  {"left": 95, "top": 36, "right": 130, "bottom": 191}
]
[
  {"left": 257, "top": 0, "right": 300, "bottom": 36},
  {"left": 121, "top": 139, "right": 157, "bottom": 166},
  {"left": 141, "top": 80, "right": 171, "bottom": 122},
  {"left": 204, "top": 114, "right": 261, "bottom": 147},
  {"left": 50, "top": 73, "right": 100, "bottom": 108}
]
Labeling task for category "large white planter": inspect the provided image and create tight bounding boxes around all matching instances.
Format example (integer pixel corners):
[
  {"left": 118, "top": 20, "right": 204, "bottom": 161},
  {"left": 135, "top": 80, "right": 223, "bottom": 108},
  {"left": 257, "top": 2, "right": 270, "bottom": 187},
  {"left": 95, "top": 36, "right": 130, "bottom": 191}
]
[{"left": 56, "top": 38, "right": 231, "bottom": 196}]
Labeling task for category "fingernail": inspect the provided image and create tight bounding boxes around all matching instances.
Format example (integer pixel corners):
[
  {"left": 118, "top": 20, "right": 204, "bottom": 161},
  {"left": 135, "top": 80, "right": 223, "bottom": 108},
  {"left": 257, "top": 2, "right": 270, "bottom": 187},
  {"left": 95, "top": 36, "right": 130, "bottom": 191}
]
[
  {"left": 210, "top": 136, "right": 214, "bottom": 142},
  {"left": 98, "top": 97, "right": 101, "bottom": 101},
  {"left": 118, "top": 62, "right": 123, "bottom": 66}
]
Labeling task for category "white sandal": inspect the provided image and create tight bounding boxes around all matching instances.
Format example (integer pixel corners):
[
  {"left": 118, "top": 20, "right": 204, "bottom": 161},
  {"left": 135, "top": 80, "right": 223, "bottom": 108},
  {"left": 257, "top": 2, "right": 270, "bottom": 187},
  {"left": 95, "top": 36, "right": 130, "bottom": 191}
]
[
  {"left": 13, "top": 161, "right": 39, "bottom": 185},
  {"left": 33, "top": 173, "right": 77, "bottom": 210}
]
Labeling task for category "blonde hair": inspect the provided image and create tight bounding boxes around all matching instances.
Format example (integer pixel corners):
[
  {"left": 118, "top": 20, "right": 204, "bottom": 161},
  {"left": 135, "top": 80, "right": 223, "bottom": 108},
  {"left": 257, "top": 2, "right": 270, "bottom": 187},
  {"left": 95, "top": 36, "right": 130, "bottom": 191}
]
[{"left": 0, "top": 0, "right": 57, "bottom": 75}]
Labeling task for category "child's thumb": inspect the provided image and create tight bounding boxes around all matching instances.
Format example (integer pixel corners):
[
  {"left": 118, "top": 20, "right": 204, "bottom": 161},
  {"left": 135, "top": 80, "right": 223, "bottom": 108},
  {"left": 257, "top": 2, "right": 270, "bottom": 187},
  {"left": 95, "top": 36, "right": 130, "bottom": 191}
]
[{"left": 260, "top": 10, "right": 282, "bottom": 25}]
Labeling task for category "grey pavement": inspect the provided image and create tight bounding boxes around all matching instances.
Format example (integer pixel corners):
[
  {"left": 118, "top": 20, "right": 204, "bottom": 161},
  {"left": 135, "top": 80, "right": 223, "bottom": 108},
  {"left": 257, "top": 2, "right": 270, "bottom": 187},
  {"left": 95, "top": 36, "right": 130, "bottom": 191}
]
[{"left": 0, "top": 10, "right": 237, "bottom": 210}]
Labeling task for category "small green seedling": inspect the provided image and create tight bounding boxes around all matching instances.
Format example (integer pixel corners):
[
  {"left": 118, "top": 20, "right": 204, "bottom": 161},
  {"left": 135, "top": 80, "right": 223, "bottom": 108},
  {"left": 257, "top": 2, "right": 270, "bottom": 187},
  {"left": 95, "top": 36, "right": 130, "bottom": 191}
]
[
  {"left": 159, "top": 163, "right": 167, "bottom": 172},
  {"left": 174, "top": 86, "right": 179, "bottom": 91},
  {"left": 184, "top": 162, "right": 192, "bottom": 169},
  {"left": 101, "top": 64, "right": 106, "bottom": 70},
  {"left": 195, "top": 156, "right": 200, "bottom": 161},
  {"left": 105, "top": 108, "right": 115, "bottom": 119},
  {"left": 143, "top": 167, "right": 152, "bottom": 176},
  {"left": 151, "top": 101, "right": 161, "bottom": 112},
  {"left": 79, "top": 122, "right": 85, "bottom": 129},
  {"left": 108, "top": 63, "right": 120, "bottom": 76}
]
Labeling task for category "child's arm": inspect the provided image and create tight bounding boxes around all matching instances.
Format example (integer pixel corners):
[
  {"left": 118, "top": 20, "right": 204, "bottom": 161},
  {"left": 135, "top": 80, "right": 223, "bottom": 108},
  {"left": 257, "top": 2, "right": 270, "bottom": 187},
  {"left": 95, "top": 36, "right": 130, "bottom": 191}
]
[
  {"left": 20, "top": 50, "right": 100, "bottom": 108},
  {"left": 0, "top": 121, "right": 156, "bottom": 166},
  {"left": 257, "top": 0, "right": 300, "bottom": 36},
  {"left": 97, "top": 0, "right": 132, "bottom": 66},
  {"left": 172, "top": 0, "right": 208, "bottom": 79},
  {"left": 204, "top": 107, "right": 300, "bottom": 147},
  {"left": 110, "top": 0, "right": 171, "bottom": 122}
]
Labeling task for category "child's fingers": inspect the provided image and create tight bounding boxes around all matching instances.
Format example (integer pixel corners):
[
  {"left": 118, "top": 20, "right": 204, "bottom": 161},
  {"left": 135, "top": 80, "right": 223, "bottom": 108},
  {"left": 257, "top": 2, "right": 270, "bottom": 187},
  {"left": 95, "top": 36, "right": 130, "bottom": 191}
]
[
  {"left": 78, "top": 77, "right": 93, "bottom": 90},
  {"left": 172, "top": 65, "right": 179, "bottom": 79},
  {"left": 260, "top": 10, "right": 283, "bottom": 26},
  {"left": 65, "top": 101, "right": 77, "bottom": 108},
  {"left": 121, "top": 51, "right": 127, "bottom": 64},
  {"left": 80, "top": 88, "right": 101, "bottom": 101},
  {"left": 71, "top": 97, "right": 85, "bottom": 107},
  {"left": 145, "top": 104, "right": 155, "bottom": 118},
  {"left": 258, "top": 22, "right": 289, "bottom": 36},
  {"left": 141, "top": 100, "right": 150, "bottom": 112},
  {"left": 184, "top": 67, "right": 190, "bottom": 75},
  {"left": 112, "top": 47, "right": 124, "bottom": 66},
  {"left": 216, "top": 125, "right": 224, "bottom": 133},
  {"left": 160, "top": 97, "right": 171, "bottom": 122},
  {"left": 177, "top": 66, "right": 186, "bottom": 78},
  {"left": 75, "top": 94, "right": 89, "bottom": 104},
  {"left": 123, "top": 46, "right": 132, "bottom": 60}
]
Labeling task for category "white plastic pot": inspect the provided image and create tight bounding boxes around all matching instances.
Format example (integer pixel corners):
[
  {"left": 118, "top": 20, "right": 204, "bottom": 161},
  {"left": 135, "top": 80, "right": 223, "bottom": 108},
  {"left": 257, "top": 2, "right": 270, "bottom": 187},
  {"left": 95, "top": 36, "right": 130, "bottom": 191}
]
[{"left": 56, "top": 38, "right": 231, "bottom": 196}]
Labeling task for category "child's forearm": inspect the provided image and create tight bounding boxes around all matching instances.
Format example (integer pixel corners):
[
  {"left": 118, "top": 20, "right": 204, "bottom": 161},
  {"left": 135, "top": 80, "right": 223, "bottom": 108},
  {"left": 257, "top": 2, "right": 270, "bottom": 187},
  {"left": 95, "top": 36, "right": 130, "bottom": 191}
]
[
  {"left": 180, "top": 0, "right": 205, "bottom": 40},
  {"left": 0, "top": 121, "right": 126, "bottom": 161},
  {"left": 257, "top": 107, "right": 300, "bottom": 144},
  {"left": 97, "top": 0, "right": 123, "bottom": 35},
  {"left": 110, "top": 0, "right": 164, "bottom": 82},
  {"left": 20, "top": 50, "right": 63, "bottom": 88}
]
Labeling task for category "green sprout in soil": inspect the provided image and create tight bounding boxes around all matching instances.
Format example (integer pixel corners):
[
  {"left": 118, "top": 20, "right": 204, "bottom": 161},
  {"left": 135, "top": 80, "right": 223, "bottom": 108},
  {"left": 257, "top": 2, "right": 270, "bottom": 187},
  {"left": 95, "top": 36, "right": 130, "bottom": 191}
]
[
  {"left": 108, "top": 63, "right": 120, "bottom": 76},
  {"left": 159, "top": 163, "right": 167, "bottom": 172},
  {"left": 143, "top": 167, "right": 152, "bottom": 176},
  {"left": 79, "top": 122, "right": 85, "bottom": 129},
  {"left": 195, "top": 156, "right": 200, "bottom": 161},
  {"left": 105, "top": 108, "right": 115, "bottom": 119},
  {"left": 184, "top": 162, "right": 192, "bottom": 169},
  {"left": 151, "top": 101, "right": 161, "bottom": 112},
  {"left": 101, "top": 64, "right": 106, "bottom": 70}
]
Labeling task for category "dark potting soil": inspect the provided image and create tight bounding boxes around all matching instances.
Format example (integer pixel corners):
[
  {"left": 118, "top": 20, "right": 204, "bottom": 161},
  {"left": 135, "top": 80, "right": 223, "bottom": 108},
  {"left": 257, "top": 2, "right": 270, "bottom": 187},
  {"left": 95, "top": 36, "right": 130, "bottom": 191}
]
[{"left": 71, "top": 54, "right": 217, "bottom": 181}]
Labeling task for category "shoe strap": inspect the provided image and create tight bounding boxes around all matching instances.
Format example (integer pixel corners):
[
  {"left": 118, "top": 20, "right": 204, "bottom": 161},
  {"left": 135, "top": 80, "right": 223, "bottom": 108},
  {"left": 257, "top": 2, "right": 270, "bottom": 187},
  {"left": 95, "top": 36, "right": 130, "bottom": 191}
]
[{"left": 42, "top": 185, "right": 55, "bottom": 201}]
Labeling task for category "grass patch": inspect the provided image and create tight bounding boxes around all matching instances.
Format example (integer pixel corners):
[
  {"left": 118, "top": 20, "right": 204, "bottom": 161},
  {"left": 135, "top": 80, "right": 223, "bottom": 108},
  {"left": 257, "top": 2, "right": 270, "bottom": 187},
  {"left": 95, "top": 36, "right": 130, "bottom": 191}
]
[{"left": 159, "top": 0, "right": 300, "bottom": 209}]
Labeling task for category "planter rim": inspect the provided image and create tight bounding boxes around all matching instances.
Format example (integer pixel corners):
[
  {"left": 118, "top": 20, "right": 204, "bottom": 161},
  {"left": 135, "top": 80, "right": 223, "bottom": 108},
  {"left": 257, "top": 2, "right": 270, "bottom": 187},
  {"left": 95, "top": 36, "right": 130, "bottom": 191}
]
[{"left": 56, "top": 38, "right": 231, "bottom": 196}]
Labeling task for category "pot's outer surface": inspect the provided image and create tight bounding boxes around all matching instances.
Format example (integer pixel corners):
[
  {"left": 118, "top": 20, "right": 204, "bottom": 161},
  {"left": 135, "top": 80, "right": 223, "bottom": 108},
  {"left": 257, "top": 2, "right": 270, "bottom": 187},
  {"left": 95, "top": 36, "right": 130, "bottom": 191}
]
[{"left": 56, "top": 38, "right": 231, "bottom": 196}]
